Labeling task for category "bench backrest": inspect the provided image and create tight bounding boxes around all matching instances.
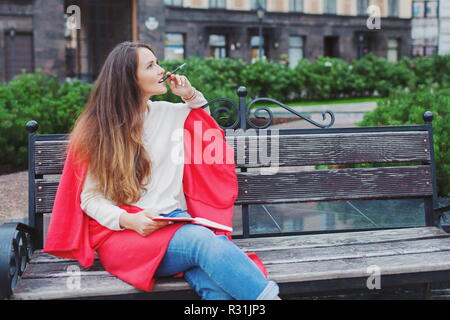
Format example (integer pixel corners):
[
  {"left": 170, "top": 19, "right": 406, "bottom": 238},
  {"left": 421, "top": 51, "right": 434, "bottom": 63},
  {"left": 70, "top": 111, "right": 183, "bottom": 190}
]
[{"left": 26, "top": 112, "right": 438, "bottom": 249}]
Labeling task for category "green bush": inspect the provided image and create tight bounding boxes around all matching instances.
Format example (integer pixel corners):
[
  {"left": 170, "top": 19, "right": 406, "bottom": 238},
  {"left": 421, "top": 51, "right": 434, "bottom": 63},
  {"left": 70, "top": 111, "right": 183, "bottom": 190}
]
[
  {"left": 239, "top": 58, "right": 295, "bottom": 102},
  {"left": 295, "top": 57, "right": 355, "bottom": 100},
  {"left": 403, "top": 54, "right": 450, "bottom": 89},
  {"left": 351, "top": 53, "right": 411, "bottom": 97},
  {"left": 0, "top": 70, "right": 92, "bottom": 170},
  {"left": 358, "top": 86, "right": 450, "bottom": 197}
]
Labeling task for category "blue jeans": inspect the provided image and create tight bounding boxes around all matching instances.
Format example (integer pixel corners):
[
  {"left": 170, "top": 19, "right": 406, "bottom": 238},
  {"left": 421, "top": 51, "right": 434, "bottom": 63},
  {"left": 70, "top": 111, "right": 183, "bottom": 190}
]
[{"left": 154, "top": 208, "right": 279, "bottom": 300}]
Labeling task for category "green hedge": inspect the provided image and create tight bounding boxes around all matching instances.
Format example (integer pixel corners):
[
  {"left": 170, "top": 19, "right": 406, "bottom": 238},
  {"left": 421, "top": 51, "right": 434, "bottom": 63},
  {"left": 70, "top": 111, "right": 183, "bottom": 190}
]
[{"left": 358, "top": 86, "right": 450, "bottom": 197}]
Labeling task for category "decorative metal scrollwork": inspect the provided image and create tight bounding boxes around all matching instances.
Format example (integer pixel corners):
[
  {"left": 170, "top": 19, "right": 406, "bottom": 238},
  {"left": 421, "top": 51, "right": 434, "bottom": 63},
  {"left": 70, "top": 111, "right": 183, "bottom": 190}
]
[
  {"left": 202, "top": 97, "right": 240, "bottom": 130},
  {"left": 11, "top": 228, "right": 32, "bottom": 287},
  {"left": 246, "top": 99, "right": 274, "bottom": 129},
  {"left": 247, "top": 97, "right": 335, "bottom": 129},
  {"left": 201, "top": 86, "right": 335, "bottom": 130},
  {"left": 0, "top": 223, "right": 34, "bottom": 299}
]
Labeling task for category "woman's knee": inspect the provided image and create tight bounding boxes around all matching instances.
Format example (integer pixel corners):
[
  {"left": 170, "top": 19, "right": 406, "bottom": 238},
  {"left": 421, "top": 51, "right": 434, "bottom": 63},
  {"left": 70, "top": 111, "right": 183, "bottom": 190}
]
[
  {"left": 176, "top": 224, "right": 231, "bottom": 258},
  {"left": 177, "top": 224, "right": 216, "bottom": 243}
]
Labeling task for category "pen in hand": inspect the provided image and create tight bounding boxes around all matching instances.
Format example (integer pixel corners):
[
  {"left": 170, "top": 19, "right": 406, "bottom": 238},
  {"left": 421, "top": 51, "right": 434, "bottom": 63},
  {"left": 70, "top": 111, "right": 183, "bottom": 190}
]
[{"left": 159, "top": 63, "right": 187, "bottom": 83}]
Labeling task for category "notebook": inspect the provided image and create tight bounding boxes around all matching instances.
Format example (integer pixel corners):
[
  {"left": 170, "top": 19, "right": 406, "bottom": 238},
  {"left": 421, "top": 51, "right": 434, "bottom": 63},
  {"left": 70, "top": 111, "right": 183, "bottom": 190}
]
[{"left": 152, "top": 216, "right": 232, "bottom": 232}]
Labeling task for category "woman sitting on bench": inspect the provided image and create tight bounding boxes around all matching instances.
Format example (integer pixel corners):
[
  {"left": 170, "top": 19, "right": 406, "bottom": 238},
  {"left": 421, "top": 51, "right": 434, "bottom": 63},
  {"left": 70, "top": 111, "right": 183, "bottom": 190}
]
[{"left": 46, "top": 41, "right": 279, "bottom": 300}]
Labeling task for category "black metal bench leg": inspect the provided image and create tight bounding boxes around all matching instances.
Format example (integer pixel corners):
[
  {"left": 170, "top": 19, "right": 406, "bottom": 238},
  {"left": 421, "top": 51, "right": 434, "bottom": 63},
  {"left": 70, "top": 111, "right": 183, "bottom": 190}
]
[{"left": 423, "top": 283, "right": 432, "bottom": 300}]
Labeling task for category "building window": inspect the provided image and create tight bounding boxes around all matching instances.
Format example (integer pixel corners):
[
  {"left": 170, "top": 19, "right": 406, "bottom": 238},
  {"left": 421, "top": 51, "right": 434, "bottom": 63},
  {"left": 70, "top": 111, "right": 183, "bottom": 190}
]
[
  {"left": 357, "top": 0, "right": 369, "bottom": 15},
  {"left": 209, "top": 0, "right": 226, "bottom": 8},
  {"left": 4, "top": 31, "right": 34, "bottom": 81},
  {"left": 289, "top": 36, "right": 304, "bottom": 68},
  {"left": 425, "top": 0, "right": 439, "bottom": 18},
  {"left": 411, "top": 0, "right": 439, "bottom": 57},
  {"left": 289, "top": 0, "right": 303, "bottom": 12},
  {"left": 165, "top": 33, "right": 185, "bottom": 60},
  {"left": 164, "top": 0, "right": 182, "bottom": 6},
  {"left": 324, "top": 36, "right": 339, "bottom": 58},
  {"left": 251, "top": 35, "right": 265, "bottom": 62},
  {"left": 387, "top": 38, "right": 400, "bottom": 62},
  {"left": 209, "top": 34, "right": 227, "bottom": 58},
  {"left": 252, "top": 0, "right": 266, "bottom": 10},
  {"left": 388, "top": 0, "right": 399, "bottom": 17},
  {"left": 356, "top": 33, "right": 374, "bottom": 58},
  {"left": 413, "top": 1, "right": 425, "bottom": 17},
  {"left": 412, "top": 0, "right": 438, "bottom": 18},
  {"left": 324, "top": 0, "right": 337, "bottom": 14},
  {"left": 425, "top": 46, "right": 438, "bottom": 55},
  {"left": 65, "top": 15, "right": 79, "bottom": 79},
  {"left": 413, "top": 45, "right": 437, "bottom": 56}
]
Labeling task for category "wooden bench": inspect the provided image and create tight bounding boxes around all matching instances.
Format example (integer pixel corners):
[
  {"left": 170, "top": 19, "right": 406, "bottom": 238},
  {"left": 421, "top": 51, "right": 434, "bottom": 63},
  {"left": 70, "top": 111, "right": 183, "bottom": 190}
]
[{"left": 2, "top": 90, "right": 450, "bottom": 300}]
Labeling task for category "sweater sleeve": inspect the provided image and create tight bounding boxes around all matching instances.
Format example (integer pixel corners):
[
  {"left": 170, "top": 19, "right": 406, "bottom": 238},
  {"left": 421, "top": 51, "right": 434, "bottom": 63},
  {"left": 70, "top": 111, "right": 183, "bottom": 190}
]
[
  {"left": 182, "top": 88, "right": 210, "bottom": 115},
  {"left": 80, "top": 170, "right": 127, "bottom": 231}
]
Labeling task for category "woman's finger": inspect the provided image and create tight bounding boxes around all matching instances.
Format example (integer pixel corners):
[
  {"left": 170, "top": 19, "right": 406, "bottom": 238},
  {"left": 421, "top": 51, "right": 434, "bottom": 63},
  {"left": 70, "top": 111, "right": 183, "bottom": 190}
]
[
  {"left": 171, "top": 74, "right": 178, "bottom": 85},
  {"left": 169, "top": 74, "right": 176, "bottom": 85},
  {"left": 149, "top": 220, "right": 169, "bottom": 228}
]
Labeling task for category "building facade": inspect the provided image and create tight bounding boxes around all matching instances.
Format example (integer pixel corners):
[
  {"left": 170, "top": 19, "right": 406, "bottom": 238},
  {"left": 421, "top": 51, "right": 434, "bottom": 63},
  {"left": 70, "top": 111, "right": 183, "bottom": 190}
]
[
  {"left": 440, "top": 0, "right": 450, "bottom": 54},
  {"left": 411, "top": 0, "right": 450, "bottom": 56},
  {"left": 1, "top": 0, "right": 412, "bottom": 82}
]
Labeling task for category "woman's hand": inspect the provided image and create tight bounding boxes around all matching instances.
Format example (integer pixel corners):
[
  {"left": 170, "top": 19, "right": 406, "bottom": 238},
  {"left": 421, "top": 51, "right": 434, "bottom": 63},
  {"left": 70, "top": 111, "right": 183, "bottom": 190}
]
[
  {"left": 166, "top": 72, "right": 195, "bottom": 100},
  {"left": 119, "top": 210, "right": 171, "bottom": 237}
]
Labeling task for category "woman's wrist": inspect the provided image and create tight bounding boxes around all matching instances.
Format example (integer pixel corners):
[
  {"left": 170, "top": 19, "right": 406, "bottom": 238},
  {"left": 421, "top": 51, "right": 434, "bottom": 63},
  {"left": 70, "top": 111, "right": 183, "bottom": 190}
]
[
  {"left": 119, "top": 212, "right": 133, "bottom": 230},
  {"left": 183, "top": 87, "right": 197, "bottom": 101}
]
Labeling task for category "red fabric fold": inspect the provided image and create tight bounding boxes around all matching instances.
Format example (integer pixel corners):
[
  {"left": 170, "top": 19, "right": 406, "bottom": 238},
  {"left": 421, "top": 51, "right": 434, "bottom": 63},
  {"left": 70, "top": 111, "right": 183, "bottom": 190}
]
[{"left": 44, "top": 107, "right": 267, "bottom": 292}]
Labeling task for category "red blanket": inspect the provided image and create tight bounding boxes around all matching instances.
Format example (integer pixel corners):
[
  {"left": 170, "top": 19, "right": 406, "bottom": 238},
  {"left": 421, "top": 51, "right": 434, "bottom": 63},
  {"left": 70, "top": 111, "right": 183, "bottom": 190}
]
[{"left": 44, "top": 107, "right": 267, "bottom": 291}]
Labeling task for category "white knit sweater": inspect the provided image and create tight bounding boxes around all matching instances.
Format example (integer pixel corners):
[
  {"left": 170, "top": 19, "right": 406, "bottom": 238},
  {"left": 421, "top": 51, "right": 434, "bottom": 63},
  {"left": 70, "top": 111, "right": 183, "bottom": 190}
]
[{"left": 80, "top": 90, "right": 209, "bottom": 231}]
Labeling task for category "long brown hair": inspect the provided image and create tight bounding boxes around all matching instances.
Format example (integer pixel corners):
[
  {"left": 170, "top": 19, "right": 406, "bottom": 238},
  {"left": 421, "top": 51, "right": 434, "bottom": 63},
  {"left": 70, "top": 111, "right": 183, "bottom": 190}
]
[{"left": 69, "top": 42, "right": 153, "bottom": 206}]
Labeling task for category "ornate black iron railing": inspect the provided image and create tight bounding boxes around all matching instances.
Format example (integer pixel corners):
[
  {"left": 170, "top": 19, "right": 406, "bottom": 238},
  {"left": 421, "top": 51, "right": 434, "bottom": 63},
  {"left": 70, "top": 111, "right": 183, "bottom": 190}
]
[{"left": 201, "top": 86, "right": 335, "bottom": 130}]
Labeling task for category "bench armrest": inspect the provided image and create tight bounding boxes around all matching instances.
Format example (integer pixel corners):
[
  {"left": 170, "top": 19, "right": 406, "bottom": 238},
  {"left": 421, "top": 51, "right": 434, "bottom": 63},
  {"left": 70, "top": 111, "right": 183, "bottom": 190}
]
[
  {"left": 0, "top": 222, "right": 35, "bottom": 299},
  {"left": 436, "top": 197, "right": 450, "bottom": 215},
  {"left": 436, "top": 204, "right": 450, "bottom": 215}
]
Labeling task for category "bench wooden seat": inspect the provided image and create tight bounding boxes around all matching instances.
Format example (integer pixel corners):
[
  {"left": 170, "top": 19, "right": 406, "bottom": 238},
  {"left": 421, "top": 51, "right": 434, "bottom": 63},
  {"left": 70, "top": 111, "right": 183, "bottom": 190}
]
[
  {"left": 2, "top": 89, "right": 450, "bottom": 300},
  {"left": 11, "top": 227, "right": 450, "bottom": 299}
]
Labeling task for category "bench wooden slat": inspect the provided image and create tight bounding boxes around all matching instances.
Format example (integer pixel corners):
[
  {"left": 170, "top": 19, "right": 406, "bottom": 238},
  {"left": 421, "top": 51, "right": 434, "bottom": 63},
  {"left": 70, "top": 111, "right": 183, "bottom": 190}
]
[
  {"left": 256, "top": 237, "right": 450, "bottom": 265},
  {"left": 11, "top": 275, "right": 191, "bottom": 300},
  {"left": 34, "top": 165, "right": 433, "bottom": 213},
  {"left": 236, "top": 165, "right": 433, "bottom": 204},
  {"left": 234, "top": 226, "right": 449, "bottom": 252},
  {"left": 35, "top": 178, "right": 59, "bottom": 213},
  {"left": 266, "top": 250, "right": 450, "bottom": 283},
  {"left": 34, "top": 131, "right": 430, "bottom": 175},
  {"left": 35, "top": 141, "right": 67, "bottom": 175},
  {"left": 22, "top": 259, "right": 106, "bottom": 278},
  {"left": 235, "top": 131, "right": 430, "bottom": 168},
  {"left": 11, "top": 227, "right": 450, "bottom": 300}
]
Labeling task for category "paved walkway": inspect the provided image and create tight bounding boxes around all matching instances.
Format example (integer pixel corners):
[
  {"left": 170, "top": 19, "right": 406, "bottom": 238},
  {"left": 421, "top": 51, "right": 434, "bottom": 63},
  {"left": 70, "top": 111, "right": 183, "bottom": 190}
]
[{"left": 268, "top": 101, "right": 377, "bottom": 129}]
